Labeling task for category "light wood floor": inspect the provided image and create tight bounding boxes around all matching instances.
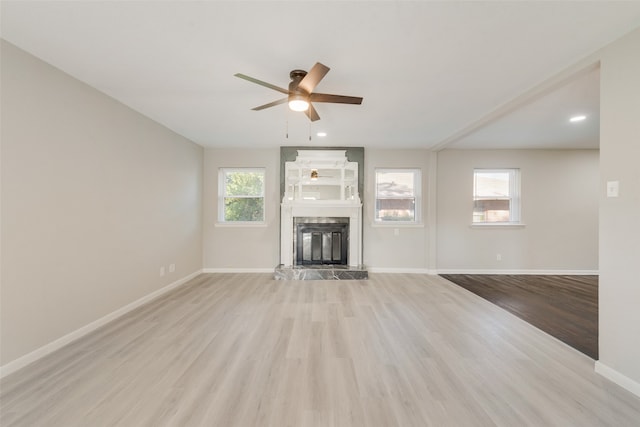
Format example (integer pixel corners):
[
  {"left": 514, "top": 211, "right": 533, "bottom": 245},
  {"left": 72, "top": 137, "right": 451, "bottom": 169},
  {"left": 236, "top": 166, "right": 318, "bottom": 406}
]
[{"left": 2, "top": 273, "right": 640, "bottom": 426}]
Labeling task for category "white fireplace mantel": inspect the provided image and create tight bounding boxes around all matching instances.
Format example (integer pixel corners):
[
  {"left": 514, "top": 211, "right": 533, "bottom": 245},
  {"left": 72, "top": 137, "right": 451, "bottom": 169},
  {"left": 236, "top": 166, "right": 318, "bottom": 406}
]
[{"left": 280, "top": 201, "right": 362, "bottom": 267}]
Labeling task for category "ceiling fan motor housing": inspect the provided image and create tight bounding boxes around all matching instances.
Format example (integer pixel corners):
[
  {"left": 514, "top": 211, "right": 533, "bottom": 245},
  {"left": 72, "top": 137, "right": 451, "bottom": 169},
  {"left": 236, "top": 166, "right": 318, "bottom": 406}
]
[
  {"left": 289, "top": 69, "right": 309, "bottom": 97},
  {"left": 289, "top": 69, "right": 308, "bottom": 81}
]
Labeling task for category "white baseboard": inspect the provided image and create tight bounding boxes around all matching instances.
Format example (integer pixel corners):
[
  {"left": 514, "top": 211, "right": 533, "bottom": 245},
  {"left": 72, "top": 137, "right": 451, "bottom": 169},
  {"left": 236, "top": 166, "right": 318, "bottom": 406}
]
[
  {"left": 595, "top": 361, "right": 640, "bottom": 398},
  {"left": 0, "top": 269, "right": 203, "bottom": 379},
  {"left": 201, "top": 268, "right": 274, "bottom": 273},
  {"left": 435, "top": 269, "right": 599, "bottom": 275},
  {"left": 199, "top": 267, "right": 599, "bottom": 276},
  {"left": 368, "top": 267, "right": 433, "bottom": 274},
  {"left": 203, "top": 267, "right": 437, "bottom": 275}
]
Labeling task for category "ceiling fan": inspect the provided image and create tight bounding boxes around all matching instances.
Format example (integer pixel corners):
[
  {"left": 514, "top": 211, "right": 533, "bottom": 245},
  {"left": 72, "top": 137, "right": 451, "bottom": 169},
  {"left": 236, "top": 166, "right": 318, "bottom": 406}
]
[{"left": 234, "top": 62, "right": 363, "bottom": 121}]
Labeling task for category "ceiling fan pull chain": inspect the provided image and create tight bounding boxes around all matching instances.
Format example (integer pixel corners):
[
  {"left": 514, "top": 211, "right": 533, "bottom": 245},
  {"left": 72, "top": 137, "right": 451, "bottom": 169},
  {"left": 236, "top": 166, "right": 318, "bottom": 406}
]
[
  {"left": 309, "top": 122, "right": 312, "bottom": 141},
  {"left": 285, "top": 119, "right": 289, "bottom": 139}
]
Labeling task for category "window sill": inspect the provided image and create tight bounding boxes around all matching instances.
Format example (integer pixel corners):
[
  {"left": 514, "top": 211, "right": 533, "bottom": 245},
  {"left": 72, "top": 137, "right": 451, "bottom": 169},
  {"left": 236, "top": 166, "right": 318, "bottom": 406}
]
[
  {"left": 371, "top": 222, "right": 425, "bottom": 228},
  {"left": 215, "top": 222, "right": 267, "bottom": 228},
  {"left": 469, "top": 223, "right": 526, "bottom": 229}
]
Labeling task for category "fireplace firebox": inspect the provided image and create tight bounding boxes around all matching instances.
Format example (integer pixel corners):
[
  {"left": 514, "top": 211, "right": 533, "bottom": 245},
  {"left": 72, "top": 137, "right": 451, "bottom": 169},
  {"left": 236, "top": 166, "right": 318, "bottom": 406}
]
[{"left": 294, "top": 217, "right": 349, "bottom": 265}]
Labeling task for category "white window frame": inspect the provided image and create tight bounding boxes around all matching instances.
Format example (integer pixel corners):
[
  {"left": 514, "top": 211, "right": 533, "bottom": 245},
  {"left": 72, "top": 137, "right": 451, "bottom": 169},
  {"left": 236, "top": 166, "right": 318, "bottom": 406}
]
[
  {"left": 374, "top": 168, "right": 422, "bottom": 224},
  {"left": 472, "top": 168, "right": 521, "bottom": 225},
  {"left": 218, "top": 167, "right": 266, "bottom": 224}
]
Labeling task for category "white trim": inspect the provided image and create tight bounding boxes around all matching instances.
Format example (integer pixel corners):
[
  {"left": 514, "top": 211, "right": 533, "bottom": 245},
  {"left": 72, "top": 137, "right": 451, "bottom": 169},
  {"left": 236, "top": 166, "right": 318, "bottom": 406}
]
[
  {"left": 469, "top": 223, "right": 526, "bottom": 229},
  {"left": 201, "top": 268, "right": 274, "bottom": 273},
  {"left": 436, "top": 269, "right": 599, "bottom": 275},
  {"left": 214, "top": 222, "right": 267, "bottom": 227},
  {"left": 0, "top": 270, "right": 203, "bottom": 379},
  {"left": 368, "top": 267, "right": 433, "bottom": 274},
  {"left": 370, "top": 222, "right": 425, "bottom": 228},
  {"left": 595, "top": 361, "right": 640, "bottom": 398},
  {"left": 199, "top": 268, "right": 600, "bottom": 276}
]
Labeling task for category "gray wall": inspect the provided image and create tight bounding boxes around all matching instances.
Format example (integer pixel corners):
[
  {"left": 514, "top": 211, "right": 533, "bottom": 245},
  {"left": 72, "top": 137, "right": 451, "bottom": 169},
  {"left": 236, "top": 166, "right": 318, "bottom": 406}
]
[
  {"left": 200, "top": 146, "right": 599, "bottom": 274},
  {"left": 437, "top": 149, "right": 599, "bottom": 272},
  {"left": 363, "top": 149, "right": 435, "bottom": 271},
  {"left": 598, "top": 27, "right": 640, "bottom": 389},
  {"left": 202, "top": 147, "right": 280, "bottom": 270},
  {"left": 1, "top": 41, "right": 204, "bottom": 366},
  {"left": 202, "top": 147, "right": 437, "bottom": 271}
]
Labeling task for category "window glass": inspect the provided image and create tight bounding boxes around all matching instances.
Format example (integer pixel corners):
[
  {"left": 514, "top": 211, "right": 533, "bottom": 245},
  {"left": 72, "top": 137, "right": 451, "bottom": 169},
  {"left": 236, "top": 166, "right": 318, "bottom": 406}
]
[
  {"left": 473, "top": 169, "right": 520, "bottom": 223},
  {"left": 375, "top": 169, "right": 420, "bottom": 222},
  {"left": 474, "top": 172, "right": 510, "bottom": 197},
  {"left": 219, "top": 168, "right": 265, "bottom": 222}
]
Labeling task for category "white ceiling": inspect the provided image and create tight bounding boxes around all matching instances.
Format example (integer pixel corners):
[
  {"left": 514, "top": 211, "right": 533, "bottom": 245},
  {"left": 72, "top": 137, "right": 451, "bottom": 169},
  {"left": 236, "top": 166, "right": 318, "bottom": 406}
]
[
  {"left": 449, "top": 66, "right": 601, "bottom": 149},
  {"left": 2, "top": 1, "right": 639, "bottom": 150}
]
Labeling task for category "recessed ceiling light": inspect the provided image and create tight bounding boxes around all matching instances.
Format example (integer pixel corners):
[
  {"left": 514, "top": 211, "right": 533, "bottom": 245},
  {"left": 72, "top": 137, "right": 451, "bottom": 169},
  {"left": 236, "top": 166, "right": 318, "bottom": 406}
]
[
  {"left": 570, "top": 115, "right": 587, "bottom": 122},
  {"left": 316, "top": 132, "right": 327, "bottom": 137}
]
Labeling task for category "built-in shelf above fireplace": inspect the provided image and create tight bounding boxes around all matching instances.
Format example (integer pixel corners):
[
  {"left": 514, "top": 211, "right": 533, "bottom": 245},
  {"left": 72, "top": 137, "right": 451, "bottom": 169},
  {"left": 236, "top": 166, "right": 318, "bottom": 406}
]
[
  {"left": 280, "top": 150, "right": 363, "bottom": 269},
  {"left": 283, "top": 150, "right": 360, "bottom": 202}
]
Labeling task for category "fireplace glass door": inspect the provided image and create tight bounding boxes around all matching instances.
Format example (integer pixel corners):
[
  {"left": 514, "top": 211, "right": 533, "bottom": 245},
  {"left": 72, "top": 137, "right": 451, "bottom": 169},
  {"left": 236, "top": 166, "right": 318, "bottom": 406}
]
[{"left": 296, "top": 223, "right": 348, "bottom": 265}]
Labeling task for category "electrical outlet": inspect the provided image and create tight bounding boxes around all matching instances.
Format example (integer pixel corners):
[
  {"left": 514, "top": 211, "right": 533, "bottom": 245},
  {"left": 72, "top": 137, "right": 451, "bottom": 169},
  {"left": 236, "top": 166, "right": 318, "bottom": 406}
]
[
  {"left": 496, "top": 254, "right": 502, "bottom": 261},
  {"left": 160, "top": 266, "right": 165, "bottom": 277},
  {"left": 169, "top": 263, "right": 175, "bottom": 273}
]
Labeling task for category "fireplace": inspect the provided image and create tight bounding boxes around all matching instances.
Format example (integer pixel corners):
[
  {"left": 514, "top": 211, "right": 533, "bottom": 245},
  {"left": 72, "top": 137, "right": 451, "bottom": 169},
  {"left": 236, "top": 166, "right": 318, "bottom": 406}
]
[
  {"left": 295, "top": 217, "right": 349, "bottom": 265},
  {"left": 279, "top": 149, "right": 363, "bottom": 269}
]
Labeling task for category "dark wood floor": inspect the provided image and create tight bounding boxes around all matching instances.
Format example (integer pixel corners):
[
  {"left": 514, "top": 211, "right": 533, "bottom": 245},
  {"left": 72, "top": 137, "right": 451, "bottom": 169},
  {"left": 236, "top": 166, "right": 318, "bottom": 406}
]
[{"left": 440, "top": 274, "right": 598, "bottom": 359}]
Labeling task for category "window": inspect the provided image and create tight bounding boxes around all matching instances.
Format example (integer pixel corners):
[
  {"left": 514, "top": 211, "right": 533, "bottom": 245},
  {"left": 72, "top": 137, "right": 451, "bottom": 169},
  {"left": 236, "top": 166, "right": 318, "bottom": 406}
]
[
  {"left": 473, "top": 169, "right": 520, "bottom": 223},
  {"left": 219, "top": 168, "right": 265, "bottom": 222},
  {"left": 375, "top": 169, "right": 421, "bottom": 223}
]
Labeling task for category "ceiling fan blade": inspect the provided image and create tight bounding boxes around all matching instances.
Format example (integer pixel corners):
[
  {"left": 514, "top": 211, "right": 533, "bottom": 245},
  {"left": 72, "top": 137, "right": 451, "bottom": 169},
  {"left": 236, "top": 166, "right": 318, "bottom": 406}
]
[
  {"left": 305, "top": 103, "right": 321, "bottom": 122},
  {"left": 298, "top": 63, "right": 330, "bottom": 94},
  {"left": 310, "top": 93, "right": 363, "bottom": 105},
  {"left": 234, "top": 73, "right": 289, "bottom": 95},
  {"left": 252, "top": 98, "right": 288, "bottom": 111}
]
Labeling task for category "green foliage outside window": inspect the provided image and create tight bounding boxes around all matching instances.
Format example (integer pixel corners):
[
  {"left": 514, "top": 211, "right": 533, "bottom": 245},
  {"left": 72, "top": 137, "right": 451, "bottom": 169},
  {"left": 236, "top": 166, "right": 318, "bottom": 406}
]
[{"left": 223, "top": 170, "right": 264, "bottom": 221}]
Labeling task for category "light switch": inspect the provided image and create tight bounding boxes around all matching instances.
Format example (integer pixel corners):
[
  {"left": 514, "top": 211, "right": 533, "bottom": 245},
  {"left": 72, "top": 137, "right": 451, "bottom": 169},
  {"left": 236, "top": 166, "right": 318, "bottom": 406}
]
[{"left": 607, "top": 180, "right": 619, "bottom": 198}]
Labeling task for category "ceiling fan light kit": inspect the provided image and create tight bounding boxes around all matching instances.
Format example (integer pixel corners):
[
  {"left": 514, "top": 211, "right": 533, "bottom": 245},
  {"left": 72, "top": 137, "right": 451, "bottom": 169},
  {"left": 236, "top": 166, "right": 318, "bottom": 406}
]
[
  {"left": 235, "top": 62, "right": 363, "bottom": 122},
  {"left": 288, "top": 95, "right": 309, "bottom": 112}
]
